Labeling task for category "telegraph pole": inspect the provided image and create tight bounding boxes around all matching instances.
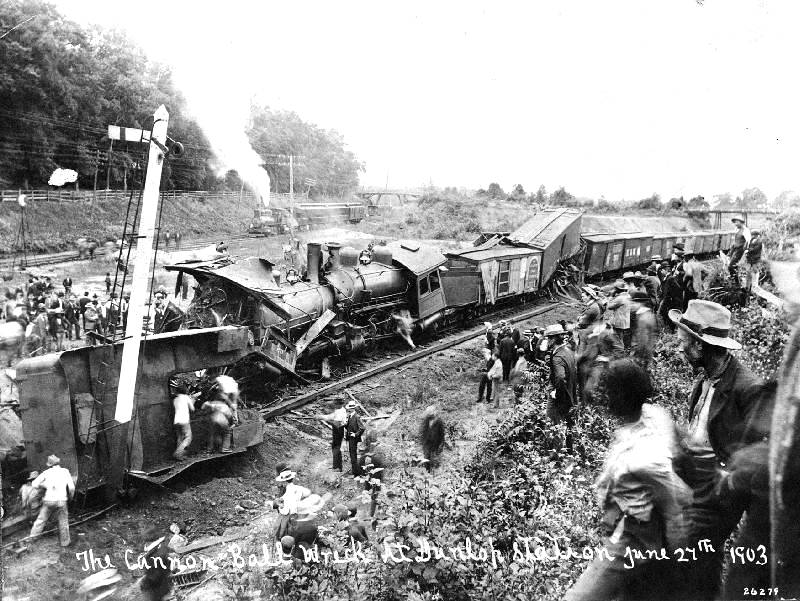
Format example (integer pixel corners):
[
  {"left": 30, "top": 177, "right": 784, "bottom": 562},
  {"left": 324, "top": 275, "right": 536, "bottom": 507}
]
[{"left": 289, "top": 154, "right": 295, "bottom": 243}]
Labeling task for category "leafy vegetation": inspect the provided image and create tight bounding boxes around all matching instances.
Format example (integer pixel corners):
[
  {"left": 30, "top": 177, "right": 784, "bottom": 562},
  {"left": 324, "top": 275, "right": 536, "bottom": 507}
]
[{"left": 226, "top": 303, "right": 787, "bottom": 600}]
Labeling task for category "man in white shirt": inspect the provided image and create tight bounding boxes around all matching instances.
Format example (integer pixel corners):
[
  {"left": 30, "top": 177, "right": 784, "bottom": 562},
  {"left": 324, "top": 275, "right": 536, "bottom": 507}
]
[
  {"left": 317, "top": 399, "right": 347, "bottom": 471},
  {"left": 172, "top": 390, "right": 196, "bottom": 461},
  {"left": 29, "top": 455, "right": 75, "bottom": 546}
]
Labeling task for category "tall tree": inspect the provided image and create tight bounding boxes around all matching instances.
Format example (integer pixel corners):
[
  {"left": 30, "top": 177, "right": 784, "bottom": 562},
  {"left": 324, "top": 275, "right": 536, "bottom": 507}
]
[
  {"left": 740, "top": 187, "right": 768, "bottom": 210},
  {"left": 549, "top": 186, "right": 574, "bottom": 206},
  {"left": 248, "top": 106, "right": 364, "bottom": 197}
]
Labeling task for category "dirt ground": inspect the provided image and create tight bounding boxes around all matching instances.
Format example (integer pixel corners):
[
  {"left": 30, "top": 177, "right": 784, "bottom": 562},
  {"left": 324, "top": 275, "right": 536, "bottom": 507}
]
[{"left": 3, "top": 301, "right": 578, "bottom": 600}]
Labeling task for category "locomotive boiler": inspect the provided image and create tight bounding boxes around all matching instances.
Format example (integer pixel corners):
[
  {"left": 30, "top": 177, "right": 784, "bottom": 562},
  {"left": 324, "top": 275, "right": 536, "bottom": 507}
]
[{"left": 166, "top": 239, "right": 450, "bottom": 377}]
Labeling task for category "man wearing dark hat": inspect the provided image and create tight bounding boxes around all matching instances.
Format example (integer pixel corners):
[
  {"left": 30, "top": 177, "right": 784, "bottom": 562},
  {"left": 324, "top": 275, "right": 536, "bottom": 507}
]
[
  {"left": 32, "top": 303, "right": 49, "bottom": 354},
  {"left": 78, "top": 291, "right": 90, "bottom": 331},
  {"left": 744, "top": 229, "right": 763, "bottom": 292},
  {"left": 643, "top": 264, "right": 661, "bottom": 309},
  {"left": 671, "top": 242, "right": 686, "bottom": 264},
  {"left": 630, "top": 291, "right": 657, "bottom": 369},
  {"left": 728, "top": 216, "right": 751, "bottom": 278},
  {"left": 498, "top": 323, "right": 517, "bottom": 383},
  {"left": 658, "top": 263, "right": 685, "bottom": 332},
  {"left": 669, "top": 300, "right": 762, "bottom": 601},
  {"left": 606, "top": 280, "right": 632, "bottom": 351},
  {"left": 545, "top": 324, "right": 577, "bottom": 438},
  {"left": 345, "top": 401, "right": 365, "bottom": 476}
]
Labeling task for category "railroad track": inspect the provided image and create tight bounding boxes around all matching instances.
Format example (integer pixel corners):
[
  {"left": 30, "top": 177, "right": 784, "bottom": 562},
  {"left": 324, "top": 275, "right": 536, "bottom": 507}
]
[
  {"left": 260, "top": 297, "right": 573, "bottom": 420},
  {"left": 0, "top": 233, "right": 258, "bottom": 271}
]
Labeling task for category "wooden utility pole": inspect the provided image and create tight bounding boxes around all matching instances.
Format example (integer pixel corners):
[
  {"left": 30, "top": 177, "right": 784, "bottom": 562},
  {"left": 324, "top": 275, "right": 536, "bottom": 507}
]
[
  {"left": 105, "top": 139, "right": 113, "bottom": 190},
  {"left": 114, "top": 105, "right": 169, "bottom": 424},
  {"left": 93, "top": 149, "right": 99, "bottom": 196}
]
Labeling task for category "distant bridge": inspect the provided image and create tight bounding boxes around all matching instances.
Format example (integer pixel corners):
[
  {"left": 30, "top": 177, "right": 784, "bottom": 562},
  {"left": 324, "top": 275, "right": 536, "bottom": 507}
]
[{"left": 356, "top": 189, "right": 423, "bottom": 207}]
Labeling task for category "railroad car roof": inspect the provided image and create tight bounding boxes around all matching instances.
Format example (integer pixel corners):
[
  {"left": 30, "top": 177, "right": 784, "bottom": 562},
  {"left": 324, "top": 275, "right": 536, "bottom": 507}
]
[
  {"left": 581, "top": 233, "right": 618, "bottom": 242},
  {"left": 507, "top": 207, "right": 582, "bottom": 245},
  {"left": 165, "top": 256, "right": 282, "bottom": 294},
  {"left": 445, "top": 245, "right": 539, "bottom": 262},
  {"left": 386, "top": 240, "right": 447, "bottom": 275}
]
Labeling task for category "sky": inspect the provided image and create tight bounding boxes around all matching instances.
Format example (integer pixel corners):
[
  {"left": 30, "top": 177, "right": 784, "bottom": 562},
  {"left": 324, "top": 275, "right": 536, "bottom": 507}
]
[{"left": 52, "top": 0, "right": 800, "bottom": 201}]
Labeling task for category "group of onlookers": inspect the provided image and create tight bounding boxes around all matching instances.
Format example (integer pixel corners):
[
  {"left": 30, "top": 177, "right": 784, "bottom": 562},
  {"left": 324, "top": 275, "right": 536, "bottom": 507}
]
[{"left": 2, "top": 274, "right": 131, "bottom": 352}]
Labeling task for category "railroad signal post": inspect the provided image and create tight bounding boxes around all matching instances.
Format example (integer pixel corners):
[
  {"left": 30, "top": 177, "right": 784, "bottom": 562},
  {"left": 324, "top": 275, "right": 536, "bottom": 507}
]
[{"left": 115, "top": 105, "right": 170, "bottom": 425}]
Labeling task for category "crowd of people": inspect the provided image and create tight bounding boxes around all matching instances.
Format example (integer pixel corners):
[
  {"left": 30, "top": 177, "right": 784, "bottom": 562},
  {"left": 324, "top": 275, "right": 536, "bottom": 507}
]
[
  {"left": 1, "top": 273, "right": 130, "bottom": 352},
  {"left": 0, "top": 272, "right": 189, "bottom": 358}
]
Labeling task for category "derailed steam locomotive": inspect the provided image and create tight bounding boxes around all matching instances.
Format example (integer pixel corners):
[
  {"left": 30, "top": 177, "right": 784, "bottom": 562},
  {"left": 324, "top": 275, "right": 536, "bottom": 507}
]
[{"left": 167, "top": 208, "right": 585, "bottom": 378}]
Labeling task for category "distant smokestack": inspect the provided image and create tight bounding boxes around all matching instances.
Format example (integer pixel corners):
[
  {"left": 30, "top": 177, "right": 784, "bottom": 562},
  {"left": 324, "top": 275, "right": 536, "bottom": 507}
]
[
  {"left": 307, "top": 242, "right": 322, "bottom": 284},
  {"left": 327, "top": 243, "right": 342, "bottom": 271}
]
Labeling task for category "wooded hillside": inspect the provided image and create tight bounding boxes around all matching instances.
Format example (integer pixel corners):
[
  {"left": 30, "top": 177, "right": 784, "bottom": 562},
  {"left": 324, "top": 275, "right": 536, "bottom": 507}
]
[{"left": 0, "top": 1, "right": 364, "bottom": 195}]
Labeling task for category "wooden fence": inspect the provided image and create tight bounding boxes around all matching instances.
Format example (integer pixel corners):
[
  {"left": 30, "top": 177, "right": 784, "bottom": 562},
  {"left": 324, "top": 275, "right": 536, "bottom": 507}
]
[{"left": 0, "top": 189, "right": 260, "bottom": 204}]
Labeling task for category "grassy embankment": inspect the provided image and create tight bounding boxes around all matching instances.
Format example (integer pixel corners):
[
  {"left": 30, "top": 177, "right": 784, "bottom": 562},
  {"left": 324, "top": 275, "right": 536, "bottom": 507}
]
[{"left": 0, "top": 194, "right": 257, "bottom": 254}]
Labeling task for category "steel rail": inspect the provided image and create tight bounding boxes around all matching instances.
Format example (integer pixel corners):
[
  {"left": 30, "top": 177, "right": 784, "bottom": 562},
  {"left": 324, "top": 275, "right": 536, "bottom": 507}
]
[{"left": 261, "top": 302, "right": 561, "bottom": 419}]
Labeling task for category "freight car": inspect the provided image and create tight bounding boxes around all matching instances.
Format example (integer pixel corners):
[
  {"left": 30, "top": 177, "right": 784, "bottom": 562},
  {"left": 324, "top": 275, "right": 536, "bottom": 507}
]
[
  {"left": 582, "top": 228, "right": 736, "bottom": 279},
  {"left": 248, "top": 202, "right": 366, "bottom": 236}
]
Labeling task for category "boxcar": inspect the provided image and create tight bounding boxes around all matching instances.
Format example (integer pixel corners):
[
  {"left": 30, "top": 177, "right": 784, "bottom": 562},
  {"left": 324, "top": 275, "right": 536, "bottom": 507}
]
[
  {"left": 443, "top": 244, "right": 542, "bottom": 306},
  {"left": 620, "top": 234, "right": 654, "bottom": 269},
  {"left": 652, "top": 233, "right": 678, "bottom": 261},
  {"left": 582, "top": 234, "right": 615, "bottom": 277},
  {"left": 507, "top": 208, "right": 582, "bottom": 288}
]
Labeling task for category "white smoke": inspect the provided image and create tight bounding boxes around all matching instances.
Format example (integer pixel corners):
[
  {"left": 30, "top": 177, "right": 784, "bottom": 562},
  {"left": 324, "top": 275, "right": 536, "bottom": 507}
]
[
  {"left": 172, "top": 73, "right": 271, "bottom": 207},
  {"left": 195, "top": 112, "right": 271, "bottom": 208}
]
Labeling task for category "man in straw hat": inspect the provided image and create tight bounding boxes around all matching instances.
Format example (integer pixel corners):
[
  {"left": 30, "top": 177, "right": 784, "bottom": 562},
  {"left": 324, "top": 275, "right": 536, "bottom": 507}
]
[
  {"left": 20, "top": 470, "right": 43, "bottom": 521},
  {"left": 669, "top": 299, "right": 762, "bottom": 600},
  {"left": 606, "top": 279, "right": 632, "bottom": 351},
  {"left": 577, "top": 286, "right": 604, "bottom": 330},
  {"left": 728, "top": 215, "right": 751, "bottom": 278},
  {"left": 29, "top": 454, "right": 75, "bottom": 546}
]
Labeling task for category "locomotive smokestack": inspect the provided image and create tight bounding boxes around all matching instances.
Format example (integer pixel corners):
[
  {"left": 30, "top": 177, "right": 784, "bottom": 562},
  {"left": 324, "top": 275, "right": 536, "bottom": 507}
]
[
  {"left": 327, "top": 243, "right": 342, "bottom": 271},
  {"left": 307, "top": 242, "right": 322, "bottom": 284}
]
